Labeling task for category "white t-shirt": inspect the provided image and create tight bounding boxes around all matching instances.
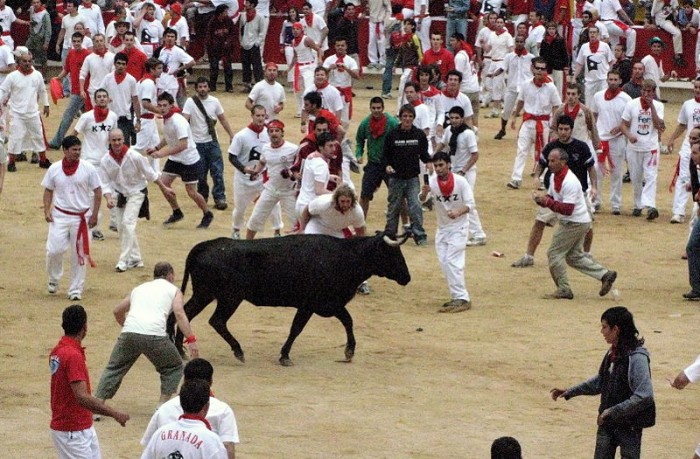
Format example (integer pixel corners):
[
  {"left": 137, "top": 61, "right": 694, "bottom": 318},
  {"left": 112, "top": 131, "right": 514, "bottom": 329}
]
[
  {"left": 141, "top": 395, "right": 239, "bottom": 446},
  {"left": 412, "top": 103, "right": 431, "bottom": 132},
  {"left": 140, "top": 418, "right": 227, "bottom": 459},
  {"left": 41, "top": 161, "right": 101, "bottom": 213},
  {"left": 527, "top": 24, "right": 545, "bottom": 54},
  {"left": 0, "top": 44, "right": 14, "bottom": 85},
  {"left": 304, "top": 193, "right": 365, "bottom": 237},
  {"left": 600, "top": 0, "right": 623, "bottom": 21},
  {"left": 547, "top": 169, "right": 591, "bottom": 223},
  {"left": 61, "top": 13, "right": 87, "bottom": 49},
  {"left": 677, "top": 98, "right": 700, "bottom": 152},
  {"left": 440, "top": 126, "right": 478, "bottom": 173},
  {"left": 308, "top": 0, "right": 330, "bottom": 16},
  {"left": 163, "top": 113, "right": 200, "bottom": 165},
  {"left": 166, "top": 16, "right": 190, "bottom": 43},
  {"left": 640, "top": 54, "right": 665, "bottom": 89},
  {"left": 303, "top": 83, "right": 344, "bottom": 115},
  {"left": 74, "top": 109, "right": 119, "bottom": 166},
  {"left": 182, "top": 95, "right": 224, "bottom": 143},
  {"left": 621, "top": 98, "right": 665, "bottom": 152},
  {"left": 137, "top": 77, "right": 158, "bottom": 114},
  {"left": 122, "top": 278, "right": 178, "bottom": 336},
  {"left": 297, "top": 156, "right": 330, "bottom": 209},
  {"left": 303, "top": 13, "right": 328, "bottom": 50},
  {"left": 475, "top": 27, "right": 492, "bottom": 56},
  {"left": 247, "top": 80, "right": 286, "bottom": 121},
  {"left": 99, "top": 72, "right": 138, "bottom": 118},
  {"left": 488, "top": 30, "right": 514, "bottom": 61},
  {"left": 502, "top": 52, "right": 534, "bottom": 91},
  {"left": 228, "top": 127, "right": 269, "bottom": 186},
  {"left": 590, "top": 89, "right": 632, "bottom": 140},
  {"left": 453, "top": 50, "right": 479, "bottom": 93},
  {"left": 437, "top": 91, "right": 474, "bottom": 126},
  {"left": 0, "top": 7, "right": 17, "bottom": 42},
  {"left": 427, "top": 173, "right": 474, "bottom": 230},
  {"left": 80, "top": 51, "right": 115, "bottom": 95},
  {"left": 261, "top": 141, "right": 298, "bottom": 191},
  {"left": 0, "top": 69, "right": 49, "bottom": 118},
  {"left": 137, "top": 19, "right": 164, "bottom": 57},
  {"left": 576, "top": 41, "right": 614, "bottom": 83},
  {"left": 517, "top": 79, "right": 562, "bottom": 115},
  {"left": 322, "top": 54, "right": 358, "bottom": 88},
  {"left": 78, "top": 3, "right": 105, "bottom": 35}
]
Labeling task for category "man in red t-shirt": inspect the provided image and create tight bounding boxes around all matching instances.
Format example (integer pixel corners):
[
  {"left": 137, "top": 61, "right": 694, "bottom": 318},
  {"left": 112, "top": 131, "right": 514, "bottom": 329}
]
[
  {"left": 420, "top": 32, "right": 455, "bottom": 84},
  {"left": 302, "top": 90, "right": 345, "bottom": 140},
  {"left": 50, "top": 304, "right": 129, "bottom": 458},
  {"left": 48, "top": 32, "right": 91, "bottom": 149},
  {"left": 122, "top": 30, "right": 148, "bottom": 81}
]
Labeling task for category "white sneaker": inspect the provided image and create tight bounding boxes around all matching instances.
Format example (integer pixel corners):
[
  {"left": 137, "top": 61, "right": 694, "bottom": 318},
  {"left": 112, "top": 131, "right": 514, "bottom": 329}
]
[
  {"left": 48, "top": 282, "right": 58, "bottom": 294},
  {"left": 511, "top": 256, "right": 534, "bottom": 268},
  {"left": 232, "top": 230, "right": 241, "bottom": 240},
  {"left": 128, "top": 260, "right": 144, "bottom": 269},
  {"left": 670, "top": 214, "right": 686, "bottom": 224},
  {"left": 68, "top": 293, "right": 82, "bottom": 301},
  {"left": 466, "top": 237, "right": 487, "bottom": 247}
]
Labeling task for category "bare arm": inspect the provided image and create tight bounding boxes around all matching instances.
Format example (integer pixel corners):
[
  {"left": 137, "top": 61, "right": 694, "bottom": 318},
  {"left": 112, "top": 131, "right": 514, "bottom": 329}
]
[
  {"left": 224, "top": 442, "right": 236, "bottom": 459},
  {"left": 217, "top": 113, "right": 234, "bottom": 140},
  {"left": 113, "top": 295, "right": 130, "bottom": 326},
  {"left": 667, "top": 123, "right": 687, "bottom": 153},
  {"left": 89, "top": 187, "right": 102, "bottom": 228},
  {"left": 72, "top": 381, "right": 130, "bottom": 425},
  {"left": 172, "top": 290, "right": 199, "bottom": 358},
  {"left": 151, "top": 138, "right": 188, "bottom": 159},
  {"left": 43, "top": 188, "right": 54, "bottom": 222}
]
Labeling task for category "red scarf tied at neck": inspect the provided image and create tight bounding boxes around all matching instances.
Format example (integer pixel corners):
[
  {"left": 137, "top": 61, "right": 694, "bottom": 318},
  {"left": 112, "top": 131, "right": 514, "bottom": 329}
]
[
  {"left": 369, "top": 113, "right": 387, "bottom": 139},
  {"left": 304, "top": 13, "right": 313, "bottom": 27},
  {"left": 162, "top": 106, "right": 182, "bottom": 120},
  {"left": 604, "top": 87, "right": 622, "bottom": 100},
  {"left": 248, "top": 122, "right": 264, "bottom": 135},
  {"left": 94, "top": 106, "right": 110, "bottom": 123},
  {"left": 315, "top": 80, "right": 329, "bottom": 90},
  {"left": 109, "top": 144, "right": 128, "bottom": 165},
  {"left": 553, "top": 165, "right": 570, "bottom": 193},
  {"left": 515, "top": 47, "right": 528, "bottom": 56},
  {"left": 533, "top": 73, "right": 552, "bottom": 88},
  {"left": 62, "top": 158, "right": 79, "bottom": 176},
  {"left": 437, "top": 172, "right": 455, "bottom": 199},
  {"left": 564, "top": 103, "right": 581, "bottom": 120},
  {"left": 589, "top": 39, "right": 599, "bottom": 54},
  {"left": 544, "top": 33, "right": 557, "bottom": 44},
  {"left": 641, "top": 98, "right": 652, "bottom": 111},
  {"left": 179, "top": 413, "right": 212, "bottom": 431}
]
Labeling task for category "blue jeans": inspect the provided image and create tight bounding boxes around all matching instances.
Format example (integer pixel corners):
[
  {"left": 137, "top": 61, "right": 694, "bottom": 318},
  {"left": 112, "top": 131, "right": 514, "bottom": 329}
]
[
  {"left": 196, "top": 140, "right": 226, "bottom": 202},
  {"left": 687, "top": 216, "right": 700, "bottom": 293},
  {"left": 594, "top": 425, "right": 642, "bottom": 459},
  {"left": 382, "top": 47, "right": 398, "bottom": 95},
  {"left": 50, "top": 94, "right": 84, "bottom": 148},
  {"left": 446, "top": 18, "right": 467, "bottom": 52},
  {"left": 385, "top": 176, "right": 426, "bottom": 242}
]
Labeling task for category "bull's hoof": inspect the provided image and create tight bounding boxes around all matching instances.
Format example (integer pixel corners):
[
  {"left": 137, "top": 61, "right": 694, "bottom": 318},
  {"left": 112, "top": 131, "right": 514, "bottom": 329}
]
[
  {"left": 233, "top": 350, "right": 245, "bottom": 363},
  {"left": 279, "top": 357, "right": 294, "bottom": 366},
  {"left": 344, "top": 348, "right": 354, "bottom": 362}
]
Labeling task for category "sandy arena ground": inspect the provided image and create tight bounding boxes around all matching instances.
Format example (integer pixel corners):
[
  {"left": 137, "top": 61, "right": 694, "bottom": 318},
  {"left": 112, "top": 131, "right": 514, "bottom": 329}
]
[{"left": 1, "top": 82, "right": 700, "bottom": 458}]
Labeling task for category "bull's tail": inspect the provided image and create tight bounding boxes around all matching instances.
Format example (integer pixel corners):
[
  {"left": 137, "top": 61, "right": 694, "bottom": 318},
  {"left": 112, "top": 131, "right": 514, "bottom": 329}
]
[{"left": 181, "top": 260, "right": 190, "bottom": 295}]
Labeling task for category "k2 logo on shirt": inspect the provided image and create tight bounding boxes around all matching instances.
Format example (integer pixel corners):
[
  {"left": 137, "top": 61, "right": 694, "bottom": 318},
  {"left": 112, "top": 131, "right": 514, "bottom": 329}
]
[
  {"left": 92, "top": 123, "right": 113, "bottom": 133},
  {"left": 436, "top": 194, "right": 459, "bottom": 203}
]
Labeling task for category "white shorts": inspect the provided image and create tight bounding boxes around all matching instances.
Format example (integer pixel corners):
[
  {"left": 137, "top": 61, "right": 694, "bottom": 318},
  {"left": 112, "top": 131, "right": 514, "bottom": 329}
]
[
  {"left": 8, "top": 112, "right": 45, "bottom": 154},
  {"left": 51, "top": 426, "right": 101, "bottom": 459}
]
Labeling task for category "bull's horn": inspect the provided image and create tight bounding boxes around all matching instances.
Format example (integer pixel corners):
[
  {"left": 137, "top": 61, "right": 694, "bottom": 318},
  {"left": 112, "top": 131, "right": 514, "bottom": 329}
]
[{"left": 383, "top": 235, "right": 401, "bottom": 247}]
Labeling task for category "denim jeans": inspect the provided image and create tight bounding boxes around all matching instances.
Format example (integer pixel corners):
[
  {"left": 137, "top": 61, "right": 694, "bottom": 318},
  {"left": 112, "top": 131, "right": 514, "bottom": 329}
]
[
  {"left": 382, "top": 46, "right": 398, "bottom": 95},
  {"left": 446, "top": 18, "right": 467, "bottom": 52},
  {"left": 594, "top": 425, "right": 642, "bottom": 459},
  {"left": 50, "top": 94, "right": 84, "bottom": 148},
  {"left": 687, "top": 216, "right": 700, "bottom": 293},
  {"left": 385, "top": 175, "right": 426, "bottom": 241},
  {"left": 196, "top": 140, "right": 226, "bottom": 202}
]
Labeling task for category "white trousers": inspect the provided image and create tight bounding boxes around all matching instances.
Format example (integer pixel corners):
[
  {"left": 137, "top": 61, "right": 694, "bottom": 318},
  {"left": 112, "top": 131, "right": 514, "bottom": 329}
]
[
  {"left": 396, "top": 68, "right": 414, "bottom": 113},
  {"left": 488, "top": 63, "right": 505, "bottom": 101},
  {"left": 8, "top": 112, "right": 45, "bottom": 154},
  {"left": 657, "top": 19, "right": 683, "bottom": 55},
  {"left": 603, "top": 21, "right": 636, "bottom": 57},
  {"left": 133, "top": 118, "right": 160, "bottom": 173},
  {"left": 246, "top": 186, "right": 297, "bottom": 233},
  {"left": 511, "top": 119, "right": 549, "bottom": 182},
  {"left": 416, "top": 17, "right": 432, "bottom": 52},
  {"left": 480, "top": 58, "right": 493, "bottom": 105},
  {"left": 233, "top": 176, "right": 282, "bottom": 231},
  {"left": 368, "top": 21, "right": 386, "bottom": 65},
  {"left": 295, "top": 62, "right": 316, "bottom": 117},
  {"left": 284, "top": 45, "right": 295, "bottom": 84},
  {"left": 627, "top": 148, "right": 659, "bottom": 209},
  {"left": 595, "top": 136, "right": 627, "bottom": 210},
  {"left": 672, "top": 148, "right": 691, "bottom": 216},
  {"left": 501, "top": 88, "right": 519, "bottom": 121},
  {"left": 435, "top": 224, "right": 469, "bottom": 301},
  {"left": 46, "top": 210, "right": 90, "bottom": 297},
  {"left": 465, "top": 169, "right": 486, "bottom": 239},
  {"left": 114, "top": 191, "right": 145, "bottom": 267},
  {"left": 51, "top": 427, "right": 101, "bottom": 459}
]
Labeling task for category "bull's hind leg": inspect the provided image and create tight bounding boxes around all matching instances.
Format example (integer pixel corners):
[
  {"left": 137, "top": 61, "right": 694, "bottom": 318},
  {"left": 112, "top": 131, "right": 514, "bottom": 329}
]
[
  {"left": 174, "top": 291, "right": 216, "bottom": 357},
  {"left": 279, "top": 308, "right": 313, "bottom": 366},
  {"left": 209, "top": 297, "right": 246, "bottom": 362},
  {"left": 335, "top": 307, "right": 356, "bottom": 362}
]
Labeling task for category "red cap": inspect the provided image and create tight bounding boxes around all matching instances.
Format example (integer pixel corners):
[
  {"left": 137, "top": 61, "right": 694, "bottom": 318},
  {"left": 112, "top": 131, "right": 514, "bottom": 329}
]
[
  {"left": 265, "top": 62, "right": 278, "bottom": 70},
  {"left": 292, "top": 22, "right": 304, "bottom": 30},
  {"left": 170, "top": 2, "right": 182, "bottom": 14},
  {"left": 267, "top": 120, "right": 285, "bottom": 130}
]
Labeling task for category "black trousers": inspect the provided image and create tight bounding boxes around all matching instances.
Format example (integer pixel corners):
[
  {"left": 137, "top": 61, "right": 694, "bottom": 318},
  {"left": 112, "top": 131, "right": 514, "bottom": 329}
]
[{"left": 241, "top": 45, "right": 263, "bottom": 85}]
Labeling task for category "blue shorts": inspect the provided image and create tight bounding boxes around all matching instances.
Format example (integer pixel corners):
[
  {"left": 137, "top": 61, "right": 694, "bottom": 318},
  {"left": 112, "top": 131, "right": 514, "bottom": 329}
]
[{"left": 361, "top": 162, "right": 388, "bottom": 201}]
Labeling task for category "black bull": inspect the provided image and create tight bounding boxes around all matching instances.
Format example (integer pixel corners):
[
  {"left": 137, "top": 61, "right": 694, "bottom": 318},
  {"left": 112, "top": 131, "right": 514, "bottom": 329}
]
[{"left": 171, "top": 233, "right": 411, "bottom": 365}]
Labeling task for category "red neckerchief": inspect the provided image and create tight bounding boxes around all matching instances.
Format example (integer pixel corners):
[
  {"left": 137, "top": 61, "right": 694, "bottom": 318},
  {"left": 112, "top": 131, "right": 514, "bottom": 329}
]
[
  {"left": 304, "top": 13, "right": 313, "bottom": 27},
  {"left": 695, "top": 97, "right": 700, "bottom": 103},
  {"left": 110, "top": 35, "right": 123, "bottom": 48},
  {"left": 169, "top": 13, "right": 181, "bottom": 26},
  {"left": 553, "top": 165, "right": 569, "bottom": 193},
  {"left": 162, "top": 107, "right": 181, "bottom": 120},
  {"left": 34, "top": 5, "right": 45, "bottom": 12},
  {"left": 533, "top": 74, "right": 552, "bottom": 88},
  {"left": 495, "top": 28, "right": 506, "bottom": 36},
  {"left": 94, "top": 48, "right": 107, "bottom": 57},
  {"left": 369, "top": 113, "right": 387, "bottom": 139},
  {"left": 245, "top": 8, "right": 256, "bottom": 22},
  {"left": 62, "top": 158, "right": 80, "bottom": 176},
  {"left": 18, "top": 66, "right": 34, "bottom": 76},
  {"left": 420, "top": 85, "right": 440, "bottom": 98},
  {"left": 533, "top": 20, "right": 544, "bottom": 28},
  {"left": 292, "top": 32, "right": 304, "bottom": 47},
  {"left": 410, "top": 99, "right": 423, "bottom": 107},
  {"left": 401, "top": 32, "right": 414, "bottom": 46},
  {"left": 143, "top": 14, "right": 155, "bottom": 22},
  {"left": 564, "top": 103, "right": 581, "bottom": 120},
  {"left": 575, "top": 0, "right": 584, "bottom": 16},
  {"left": 544, "top": 33, "right": 556, "bottom": 44},
  {"left": 604, "top": 87, "right": 622, "bottom": 100},
  {"left": 114, "top": 71, "right": 126, "bottom": 84},
  {"left": 437, "top": 172, "right": 455, "bottom": 198},
  {"left": 640, "top": 98, "right": 651, "bottom": 111},
  {"left": 589, "top": 39, "right": 599, "bottom": 54},
  {"left": 315, "top": 80, "right": 329, "bottom": 90},
  {"left": 140, "top": 72, "right": 155, "bottom": 82},
  {"left": 94, "top": 106, "right": 110, "bottom": 123},
  {"left": 109, "top": 144, "right": 128, "bottom": 164},
  {"left": 179, "top": 413, "right": 212, "bottom": 431},
  {"left": 515, "top": 47, "right": 528, "bottom": 56},
  {"left": 248, "top": 122, "right": 264, "bottom": 136},
  {"left": 335, "top": 54, "right": 345, "bottom": 71},
  {"left": 442, "top": 88, "right": 459, "bottom": 98}
]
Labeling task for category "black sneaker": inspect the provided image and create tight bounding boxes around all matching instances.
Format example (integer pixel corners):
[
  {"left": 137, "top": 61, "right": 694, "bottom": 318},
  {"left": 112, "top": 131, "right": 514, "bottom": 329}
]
[
  {"left": 632, "top": 208, "right": 642, "bottom": 217},
  {"left": 599, "top": 270, "right": 617, "bottom": 297},
  {"left": 91, "top": 230, "right": 105, "bottom": 241},
  {"left": 494, "top": 130, "right": 506, "bottom": 140},
  {"left": 16, "top": 152, "right": 27, "bottom": 162},
  {"left": 39, "top": 158, "right": 52, "bottom": 169},
  {"left": 214, "top": 200, "right": 228, "bottom": 210},
  {"left": 30, "top": 152, "right": 39, "bottom": 164},
  {"left": 683, "top": 291, "right": 700, "bottom": 301},
  {"left": 163, "top": 209, "right": 184, "bottom": 225},
  {"left": 7, "top": 162, "right": 16, "bottom": 172},
  {"left": 646, "top": 207, "right": 659, "bottom": 220},
  {"left": 197, "top": 211, "right": 214, "bottom": 229}
]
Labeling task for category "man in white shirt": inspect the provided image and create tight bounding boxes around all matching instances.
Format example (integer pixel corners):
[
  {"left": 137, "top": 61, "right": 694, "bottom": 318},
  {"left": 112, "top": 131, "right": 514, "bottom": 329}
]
[
  {"left": 246, "top": 61, "right": 286, "bottom": 121},
  {"left": 78, "top": 0, "right": 104, "bottom": 36},
  {"left": 494, "top": 34, "right": 533, "bottom": 140},
  {"left": 0, "top": 0, "right": 27, "bottom": 50},
  {"left": 100, "top": 129, "right": 172, "bottom": 272},
  {"left": 641, "top": 36, "right": 676, "bottom": 98},
  {"left": 533, "top": 148, "right": 617, "bottom": 299},
  {"left": 571, "top": 26, "right": 614, "bottom": 109},
  {"left": 0, "top": 49, "right": 50, "bottom": 172},
  {"left": 99, "top": 51, "right": 140, "bottom": 145},
  {"left": 307, "top": 0, "right": 331, "bottom": 20},
  {"left": 134, "top": 2, "right": 164, "bottom": 58},
  {"left": 154, "top": 28, "right": 194, "bottom": 106},
  {"left": 413, "top": 0, "right": 429, "bottom": 52},
  {"left": 239, "top": 0, "right": 265, "bottom": 92},
  {"left": 484, "top": 17, "right": 514, "bottom": 119},
  {"left": 141, "top": 358, "right": 238, "bottom": 459},
  {"left": 42, "top": 136, "right": 101, "bottom": 301},
  {"left": 475, "top": 12, "right": 496, "bottom": 109},
  {"left": 323, "top": 37, "right": 360, "bottom": 127},
  {"left": 149, "top": 92, "right": 214, "bottom": 228},
  {"left": 418, "top": 151, "right": 474, "bottom": 313},
  {"left": 182, "top": 77, "right": 234, "bottom": 211},
  {"left": 296, "top": 131, "right": 339, "bottom": 219},
  {"left": 141, "top": 379, "right": 227, "bottom": 459},
  {"left": 301, "top": 184, "right": 366, "bottom": 237},
  {"left": 134, "top": 57, "right": 162, "bottom": 172},
  {"left": 620, "top": 79, "right": 665, "bottom": 220},
  {"left": 302, "top": 66, "right": 344, "bottom": 127},
  {"left": 599, "top": 0, "right": 636, "bottom": 58},
  {"left": 450, "top": 33, "right": 480, "bottom": 128},
  {"left": 651, "top": 0, "right": 684, "bottom": 65},
  {"left": 301, "top": 1, "right": 329, "bottom": 52},
  {"left": 527, "top": 10, "right": 545, "bottom": 56},
  {"left": 79, "top": 33, "right": 114, "bottom": 109},
  {"left": 94, "top": 261, "right": 199, "bottom": 406}
]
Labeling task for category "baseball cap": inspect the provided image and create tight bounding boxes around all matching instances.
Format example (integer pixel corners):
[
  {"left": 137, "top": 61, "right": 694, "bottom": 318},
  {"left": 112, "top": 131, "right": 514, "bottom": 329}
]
[{"left": 649, "top": 36, "right": 664, "bottom": 46}]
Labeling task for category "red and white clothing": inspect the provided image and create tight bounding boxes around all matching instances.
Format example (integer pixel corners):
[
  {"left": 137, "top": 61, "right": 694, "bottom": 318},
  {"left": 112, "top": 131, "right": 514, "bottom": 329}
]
[
  {"left": 167, "top": 15, "right": 190, "bottom": 44},
  {"left": 247, "top": 79, "right": 286, "bottom": 121},
  {"left": 141, "top": 417, "right": 227, "bottom": 459},
  {"left": 60, "top": 13, "right": 86, "bottom": 52},
  {"left": 367, "top": 0, "right": 391, "bottom": 65},
  {"left": 510, "top": 78, "right": 561, "bottom": 182},
  {"left": 246, "top": 141, "right": 299, "bottom": 232},
  {"left": 296, "top": 154, "right": 330, "bottom": 218},
  {"left": 304, "top": 193, "right": 365, "bottom": 237},
  {"left": 501, "top": 50, "right": 534, "bottom": 121},
  {"left": 136, "top": 18, "right": 164, "bottom": 58},
  {"left": 322, "top": 53, "right": 359, "bottom": 123},
  {"left": 0, "top": 68, "right": 49, "bottom": 155},
  {"left": 79, "top": 50, "right": 115, "bottom": 104},
  {"left": 78, "top": 3, "right": 105, "bottom": 35},
  {"left": 0, "top": 43, "right": 15, "bottom": 86},
  {"left": 487, "top": 29, "right": 513, "bottom": 101},
  {"left": 599, "top": 0, "right": 636, "bottom": 57},
  {"left": 303, "top": 82, "right": 344, "bottom": 118},
  {"left": 576, "top": 40, "right": 614, "bottom": 104},
  {"left": 228, "top": 127, "right": 282, "bottom": 231},
  {"left": 590, "top": 87, "right": 632, "bottom": 211},
  {"left": 453, "top": 48, "right": 479, "bottom": 95},
  {"left": 640, "top": 54, "right": 666, "bottom": 98},
  {"left": 122, "top": 46, "right": 148, "bottom": 80},
  {"left": 651, "top": 0, "right": 682, "bottom": 54},
  {"left": 421, "top": 47, "right": 454, "bottom": 84},
  {"left": 134, "top": 76, "right": 159, "bottom": 162},
  {"left": 527, "top": 22, "right": 545, "bottom": 56},
  {"left": 74, "top": 109, "right": 119, "bottom": 166},
  {"left": 671, "top": 98, "right": 700, "bottom": 217},
  {"left": 141, "top": 395, "right": 239, "bottom": 448},
  {"left": 99, "top": 148, "right": 159, "bottom": 269},
  {"left": 475, "top": 25, "right": 493, "bottom": 104},
  {"left": 293, "top": 35, "right": 317, "bottom": 114},
  {"left": 156, "top": 45, "right": 193, "bottom": 102},
  {"left": 0, "top": 5, "right": 18, "bottom": 49},
  {"left": 436, "top": 90, "right": 474, "bottom": 127},
  {"left": 42, "top": 160, "right": 101, "bottom": 298},
  {"left": 622, "top": 97, "right": 665, "bottom": 209},
  {"left": 303, "top": 12, "right": 328, "bottom": 51},
  {"left": 50, "top": 335, "right": 100, "bottom": 459},
  {"left": 421, "top": 172, "right": 474, "bottom": 301},
  {"left": 163, "top": 112, "right": 199, "bottom": 165},
  {"left": 99, "top": 71, "right": 138, "bottom": 119}
]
